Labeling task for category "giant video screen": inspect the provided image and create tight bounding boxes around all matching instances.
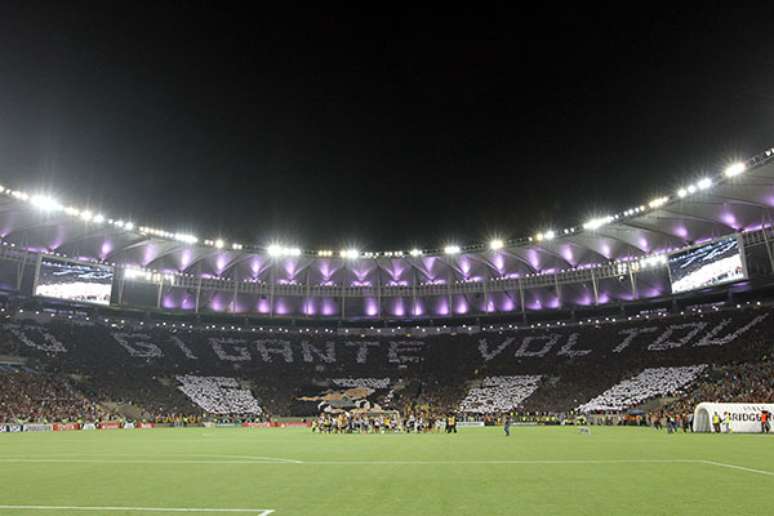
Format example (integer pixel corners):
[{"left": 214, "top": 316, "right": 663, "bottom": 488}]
[
  {"left": 35, "top": 258, "right": 114, "bottom": 305},
  {"left": 669, "top": 236, "right": 745, "bottom": 294}
]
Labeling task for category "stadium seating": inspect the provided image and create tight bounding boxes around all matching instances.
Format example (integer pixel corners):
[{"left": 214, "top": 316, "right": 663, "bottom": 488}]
[{"left": 0, "top": 304, "right": 771, "bottom": 423}]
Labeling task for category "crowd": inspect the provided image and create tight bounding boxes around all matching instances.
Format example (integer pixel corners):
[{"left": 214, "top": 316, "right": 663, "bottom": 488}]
[
  {"left": 0, "top": 369, "right": 106, "bottom": 423},
  {"left": 0, "top": 304, "right": 771, "bottom": 423},
  {"left": 176, "top": 375, "right": 262, "bottom": 415},
  {"left": 577, "top": 365, "right": 707, "bottom": 412},
  {"left": 458, "top": 376, "right": 543, "bottom": 414},
  {"left": 663, "top": 361, "right": 774, "bottom": 416}
]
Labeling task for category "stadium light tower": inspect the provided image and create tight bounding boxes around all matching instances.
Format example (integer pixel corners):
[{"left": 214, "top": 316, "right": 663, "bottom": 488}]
[{"left": 444, "top": 245, "right": 461, "bottom": 255}]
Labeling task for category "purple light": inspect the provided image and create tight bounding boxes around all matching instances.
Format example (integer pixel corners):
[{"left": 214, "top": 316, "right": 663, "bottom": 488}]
[
  {"left": 352, "top": 280, "right": 371, "bottom": 287},
  {"left": 500, "top": 296, "right": 515, "bottom": 311},
  {"left": 274, "top": 299, "right": 288, "bottom": 315},
  {"left": 435, "top": 297, "right": 449, "bottom": 316},
  {"left": 365, "top": 298, "right": 379, "bottom": 317},
  {"left": 257, "top": 298, "right": 271, "bottom": 314},
  {"left": 321, "top": 298, "right": 337, "bottom": 316},
  {"left": 100, "top": 241, "right": 113, "bottom": 259},
  {"left": 526, "top": 249, "right": 540, "bottom": 269},
  {"left": 674, "top": 226, "right": 689, "bottom": 239},
  {"left": 639, "top": 237, "right": 649, "bottom": 250},
  {"left": 180, "top": 248, "right": 192, "bottom": 269},
  {"left": 283, "top": 259, "right": 297, "bottom": 277},
  {"left": 492, "top": 254, "right": 505, "bottom": 273},
  {"left": 216, "top": 254, "right": 228, "bottom": 273},
  {"left": 561, "top": 245, "right": 574, "bottom": 263},
  {"left": 412, "top": 300, "right": 424, "bottom": 316},
  {"left": 459, "top": 257, "right": 471, "bottom": 276},
  {"left": 162, "top": 295, "right": 176, "bottom": 309},
  {"left": 392, "top": 298, "right": 405, "bottom": 317},
  {"left": 454, "top": 297, "right": 469, "bottom": 314},
  {"left": 720, "top": 212, "right": 738, "bottom": 229}
]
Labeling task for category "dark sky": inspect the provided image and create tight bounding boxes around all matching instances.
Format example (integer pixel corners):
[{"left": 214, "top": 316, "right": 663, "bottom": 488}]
[{"left": 1, "top": 5, "right": 773, "bottom": 251}]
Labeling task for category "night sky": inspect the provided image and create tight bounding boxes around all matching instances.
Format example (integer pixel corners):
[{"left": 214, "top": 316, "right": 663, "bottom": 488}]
[{"left": 1, "top": 5, "right": 773, "bottom": 251}]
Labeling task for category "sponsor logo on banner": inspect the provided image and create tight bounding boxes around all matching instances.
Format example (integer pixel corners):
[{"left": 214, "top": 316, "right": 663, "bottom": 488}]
[
  {"left": 52, "top": 423, "right": 81, "bottom": 431},
  {"left": 98, "top": 421, "right": 122, "bottom": 430},
  {"left": 241, "top": 422, "right": 271, "bottom": 428},
  {"left": 23, "top": 423, "right": 53, "bottom": 432},
  {"left": 135, "top": 422, "right": 154, "bottom": 429},
  {"left": 6, "top": 424, "right": 22, "bottom": 432}
]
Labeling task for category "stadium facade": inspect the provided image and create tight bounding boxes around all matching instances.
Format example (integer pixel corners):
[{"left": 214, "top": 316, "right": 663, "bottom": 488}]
[{"left": 3, "top": 148, "right": 774, "bottom": 321}]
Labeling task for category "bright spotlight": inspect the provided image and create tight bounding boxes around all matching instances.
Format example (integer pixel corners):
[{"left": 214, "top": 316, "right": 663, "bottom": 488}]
[
  {"left": 215, "top": 239, "right": 224, "bottom": 249},
  {"left": 677, "top": 188, "right": 688, "bottom": 198},
  {"left": 409, "top": 248, "right": 423, "bottom": 257},
  {"left": 340, "top": 249, "right": 359, "bottom": 259},
  {"left": 489, "top": 239, "right": 504, "bottom": 251},
  {"left": 697, "top": 178, "right": 712, "bottom": 190},
  {"left": 30, "top": 195, "right": 62, "bottom": 212},
  {"left": 724, "top": 162, "right": 746, "bottom": 177},
  {"left": 267, "top": 244, "right": 282, "bottom": 257},
  {"left": 544, "top": 230, "right": 555, "bottom": 240},
  {"left": 444, "top": 245, "right": 461, "bottom": 255}
]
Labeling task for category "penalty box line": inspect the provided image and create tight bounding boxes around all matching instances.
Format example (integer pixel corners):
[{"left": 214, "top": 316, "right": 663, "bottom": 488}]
[{"left": 0, "top": 506, "right": 273, "bottom": 515}]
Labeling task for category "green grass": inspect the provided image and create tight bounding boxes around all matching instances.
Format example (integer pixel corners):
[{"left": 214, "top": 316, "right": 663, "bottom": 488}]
[{"left": 0, "top": 426, "right": 772, "bottom": 515}]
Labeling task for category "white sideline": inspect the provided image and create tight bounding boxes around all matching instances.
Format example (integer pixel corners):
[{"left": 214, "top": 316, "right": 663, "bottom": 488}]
[
  {"left": 0, "top": 458, "right": 771, "bottom": 478},
  {"left": 0, "top": 506, "right": 273, "bottom": 515},
  {"left": 701, "top": 460, "right": 774, "bottom": 477}
]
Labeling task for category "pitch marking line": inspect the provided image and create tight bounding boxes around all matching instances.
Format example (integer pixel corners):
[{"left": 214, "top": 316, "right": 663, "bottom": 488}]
[
  {"left": 701, "top": 460, "right": 774, "bottom": 477},
  {"left": 0, "top": 506, "right": 274, "bottom": 515}
]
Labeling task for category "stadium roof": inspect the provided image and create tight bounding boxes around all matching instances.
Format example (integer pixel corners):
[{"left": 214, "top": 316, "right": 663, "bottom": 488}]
[{"left": 1, "top": 147, "right": 774, "bottom": 286}]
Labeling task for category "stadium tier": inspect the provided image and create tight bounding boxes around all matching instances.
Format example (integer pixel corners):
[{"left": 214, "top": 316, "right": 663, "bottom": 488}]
[
  {"left": 1, "top": 148, "right": 774, "bottom": 320},
  {"left": 1, "top": 302, "right": 771, "bottom": 424}
]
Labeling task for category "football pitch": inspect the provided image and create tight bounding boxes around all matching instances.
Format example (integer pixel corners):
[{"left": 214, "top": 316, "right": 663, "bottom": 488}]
[{"left": 0, "top": 426, "right": 772, "bottom": 515}]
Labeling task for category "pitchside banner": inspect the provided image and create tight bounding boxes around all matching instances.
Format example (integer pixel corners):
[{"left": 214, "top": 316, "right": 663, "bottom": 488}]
[{"left": 693, "top": 402, "right": 774, "bottom": 433}]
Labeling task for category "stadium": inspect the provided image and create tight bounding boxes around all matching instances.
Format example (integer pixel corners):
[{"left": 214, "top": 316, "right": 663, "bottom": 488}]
[{"left": 2, "top": 6, "right": 774, "bottom": 516}]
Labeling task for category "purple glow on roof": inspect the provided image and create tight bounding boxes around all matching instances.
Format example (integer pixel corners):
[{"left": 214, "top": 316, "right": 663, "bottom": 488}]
[
  {"left": 181, "top": 295, "right": 195, "bottom": 310},
  {"left": 216, "top": 254, "right": 228, "bottom": 273},
  {"left": 721, "top": 212, "right": 738, "bottom": 229},
  {"left": 492, "top": 254, "right": 505, "bottom": 273},
  {"left": 274, "top": 299, "right": 289, "bottom": 315},
  {"left": 526, "top": 249, "right": 540, "bottom": 269},
  {"left": 210, "top": 297, "right": 224, "bottom": 312},
  {"left": 143, "top": 245, "right": 159, "bottom": 266},
  {"left": 162, "top": 295, "right": 176, "bottom": 309},
  {"left": 500, "top": 296, "right": 515, "bottom": 311},
  {"left": 321, "top": 298, "right": 337, "bottom": 316},
  {"left": 547, "top": 297, "right": 560, "bottom": 309},
  {"left": 454, "top": 297, "right": 469, "bottom": 314},
  {"left": 578, "top": 294, "right": 593, "bottom": 306},
  {"left": 257, "top": 298, "right": 271, "bottom": 314},
  {"left": 459, "top": 257, "right": 471, "bottom": 276},
  {"left": 180, "top": 248, "right": 192, "bottom": 269},
  {"left": 365, "top": 297, "right": 378, "bottom": 317},
  {"left": 561, "top": 245, "right": 574, "bottom": 263},
  {"left": 283, "top": 259, "right": 297, "bottom": 278},
  {"left": 600, "top": 243, "right": 611, "bottom": 258},
  {"left": 319, "top": 280, "right": 335, "bottom": 287},
  {"left": 674, "top": 225, "right": 689, "bottom": 239},
  {"left": 353, "top": 264, "right": 373, "bottom": 282},
  {"left": 250, "top": 258, "right": 263, "bottom": 276},
  {"left": 412, "top": 300, "right": 423, "bottom": 317},
  {"left": 597, "top": 292, "right": 610, "bottom": 304},
  {"left": 303, "top": 298, "right": 315, "bottom": 316},
  {"left": 352, "top": 280, "right": 371, "bottom": 287},
  {"left": 387, "top": 280, "right": 408, "bottom": 287},
  {"left": 528, "top": 300, "right": 542, "bottom": 310},
  {"left": 638, "top": 237, "right": 649, "bottom": 250},
  {"left": 386, "top": 260, "right": 405, "bottom": 280},
  {"left": 435, "top": 297, "right": 449, "bottom": 316},
  {"left": 485, "top": 299, "right": 496, "bottom": 313},
  {"left": 391, "top": 298, "right": 405, "bottom": 317}
]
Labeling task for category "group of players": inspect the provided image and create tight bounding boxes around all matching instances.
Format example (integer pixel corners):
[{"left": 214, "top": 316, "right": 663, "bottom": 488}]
[{"left": 312, "top": 412, "right": 459, "bottom": 434}]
